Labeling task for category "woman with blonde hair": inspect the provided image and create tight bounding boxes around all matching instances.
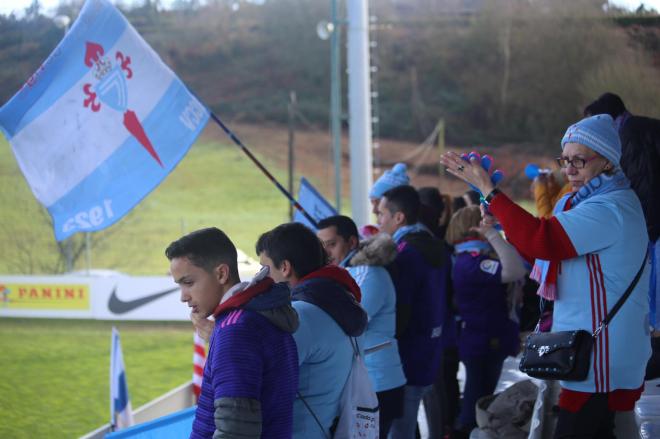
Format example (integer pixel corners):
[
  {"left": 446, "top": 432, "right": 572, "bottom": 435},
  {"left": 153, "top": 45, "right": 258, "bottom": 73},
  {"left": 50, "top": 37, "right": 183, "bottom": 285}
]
[{"left": 445, "top": 205, "right": 526, "bottom": 437}]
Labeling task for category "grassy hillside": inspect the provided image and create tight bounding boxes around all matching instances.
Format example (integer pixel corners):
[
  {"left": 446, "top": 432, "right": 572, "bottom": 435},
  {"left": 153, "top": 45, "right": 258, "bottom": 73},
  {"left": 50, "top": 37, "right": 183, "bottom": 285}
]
[
  {"left": 0, "top": 131, "right": 298, "bottom": 275},
  {"left": 0, "top": 319, "right": 193, "bottom": 438}
]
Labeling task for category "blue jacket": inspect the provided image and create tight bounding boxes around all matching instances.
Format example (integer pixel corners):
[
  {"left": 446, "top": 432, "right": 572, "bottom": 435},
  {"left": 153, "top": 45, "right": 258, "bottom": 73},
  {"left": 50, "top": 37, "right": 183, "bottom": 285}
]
[
  {"left": 341, "top": 234, "right": 406, "bottom": 393},
  {"left": 290, "top": 266, "right": 367, "bottom": 439}
]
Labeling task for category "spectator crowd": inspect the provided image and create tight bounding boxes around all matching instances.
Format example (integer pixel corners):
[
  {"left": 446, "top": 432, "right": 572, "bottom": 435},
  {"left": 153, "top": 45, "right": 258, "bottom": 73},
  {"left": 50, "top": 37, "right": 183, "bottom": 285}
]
[{"left": 165, "top": 92, "right": 659, "bottom": 439}]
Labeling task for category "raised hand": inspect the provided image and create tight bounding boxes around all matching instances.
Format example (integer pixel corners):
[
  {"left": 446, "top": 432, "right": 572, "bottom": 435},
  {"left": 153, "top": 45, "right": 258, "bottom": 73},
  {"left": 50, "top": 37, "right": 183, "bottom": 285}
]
[{"left": 440, "top": 151, "right": 495, "bottom": 197}]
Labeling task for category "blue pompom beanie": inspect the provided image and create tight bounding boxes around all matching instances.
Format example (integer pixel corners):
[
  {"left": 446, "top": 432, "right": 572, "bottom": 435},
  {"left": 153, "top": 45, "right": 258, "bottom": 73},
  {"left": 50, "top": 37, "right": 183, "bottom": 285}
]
[
  {"left": 561, "top": 114, "right": 621, "bottom": 166},
  {"left": 369, "top": 163, "right": 410, "bottom": 199}
]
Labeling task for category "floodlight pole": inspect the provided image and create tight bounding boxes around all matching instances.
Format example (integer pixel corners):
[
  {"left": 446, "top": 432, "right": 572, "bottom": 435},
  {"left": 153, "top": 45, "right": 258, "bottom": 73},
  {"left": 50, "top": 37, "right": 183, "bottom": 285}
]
[
  {"left": 288, "top": 91, "right": 296, "bottom": 221},
  {"left": 330, "top": 0, "right": 342, "bottom": 212},
  {"left": 347, "top": 0, "right": 373, "bottom": 228}
]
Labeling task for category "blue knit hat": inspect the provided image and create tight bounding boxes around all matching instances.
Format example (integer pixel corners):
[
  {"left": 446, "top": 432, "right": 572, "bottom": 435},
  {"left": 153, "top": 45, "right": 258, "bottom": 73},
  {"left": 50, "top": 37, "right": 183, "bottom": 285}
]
[
  {"left": 561, "top": 114, "right": 621, "bottom": 166},
  {"left": 369, "top": 163, "right": 410, "bottom": 199}
]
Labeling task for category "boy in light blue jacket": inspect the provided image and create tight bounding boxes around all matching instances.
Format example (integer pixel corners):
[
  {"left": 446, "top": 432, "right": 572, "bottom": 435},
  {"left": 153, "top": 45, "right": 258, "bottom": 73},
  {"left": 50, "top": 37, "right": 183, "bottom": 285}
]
[{"left": 257, "top": 222, "right": 368, "bottom": 439}]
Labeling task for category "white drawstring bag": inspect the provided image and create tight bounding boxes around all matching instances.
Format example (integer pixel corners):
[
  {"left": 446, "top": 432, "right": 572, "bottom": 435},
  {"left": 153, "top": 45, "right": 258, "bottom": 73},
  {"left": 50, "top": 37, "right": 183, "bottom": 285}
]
[{"left": 334, "top": 338, "right": 379, "bottom": 439}]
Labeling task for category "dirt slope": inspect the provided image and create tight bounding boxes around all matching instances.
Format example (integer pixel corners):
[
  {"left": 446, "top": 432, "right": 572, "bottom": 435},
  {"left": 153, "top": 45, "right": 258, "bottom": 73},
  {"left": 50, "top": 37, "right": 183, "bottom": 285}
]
[{"left": 202, "top": 121, "right": 558, "bottom": 202}]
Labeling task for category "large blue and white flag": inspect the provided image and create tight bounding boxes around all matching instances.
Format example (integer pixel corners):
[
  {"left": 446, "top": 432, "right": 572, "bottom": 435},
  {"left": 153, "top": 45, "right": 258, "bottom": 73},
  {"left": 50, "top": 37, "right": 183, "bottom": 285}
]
[
  {"left": 0, "top": 0, "right": 209, "bottom": 241},
  {"left": 110, "top": 326, "right": 134, "bottom": 429}
]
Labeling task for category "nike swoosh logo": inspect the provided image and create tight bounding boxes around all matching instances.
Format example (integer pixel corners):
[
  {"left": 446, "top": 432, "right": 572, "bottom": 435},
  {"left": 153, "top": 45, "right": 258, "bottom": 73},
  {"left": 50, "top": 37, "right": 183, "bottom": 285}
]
[{"left": 108, "top": 286, "right": 180, "bottom": 314}]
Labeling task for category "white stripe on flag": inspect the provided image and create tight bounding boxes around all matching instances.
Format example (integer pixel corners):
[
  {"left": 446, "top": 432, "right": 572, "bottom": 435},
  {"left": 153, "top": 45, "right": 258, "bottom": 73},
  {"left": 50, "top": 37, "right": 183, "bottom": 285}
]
[{"left": 110, "top": 326, "right": 134, "bottom": 429}]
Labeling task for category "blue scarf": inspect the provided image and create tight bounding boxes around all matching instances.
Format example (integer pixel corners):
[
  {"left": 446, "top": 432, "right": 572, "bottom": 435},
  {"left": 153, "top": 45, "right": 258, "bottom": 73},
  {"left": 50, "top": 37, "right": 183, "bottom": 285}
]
[
  {"left": 454, "top": 240, "right": 492, "bottom": 255},
  {"left": 531, "top": 171, "right": 630, "bottom": 300},
  {"left": 339, "top": 249, "right": 358, "bottom": 268},
  {"left": 391, "top": 222, "right": 431, "bottom": 244}
]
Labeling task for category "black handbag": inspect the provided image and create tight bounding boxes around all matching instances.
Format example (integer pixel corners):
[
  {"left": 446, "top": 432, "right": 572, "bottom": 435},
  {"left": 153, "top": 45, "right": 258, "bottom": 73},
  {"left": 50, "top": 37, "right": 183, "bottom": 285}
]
[{"left": 519, "top": 254, "right": 647, "bottom": 381}]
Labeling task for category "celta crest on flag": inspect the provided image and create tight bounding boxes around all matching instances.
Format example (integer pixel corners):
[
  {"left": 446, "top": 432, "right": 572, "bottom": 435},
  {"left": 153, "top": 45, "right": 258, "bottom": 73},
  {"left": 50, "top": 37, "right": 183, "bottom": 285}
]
[
  {"left": 0, "top": 0, "right": 209, "bottom": 241},
  {"left": 110, "top": 326, "right": 134, "bottom": 429}
]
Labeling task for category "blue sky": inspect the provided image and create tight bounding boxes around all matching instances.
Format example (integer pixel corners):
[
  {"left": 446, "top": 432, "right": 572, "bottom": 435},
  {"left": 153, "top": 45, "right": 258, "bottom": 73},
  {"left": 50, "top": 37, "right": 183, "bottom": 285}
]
[
  {"left": 612, "top": 0, "right": 660, "bottom": 9},
  {"left": 1, "top": 0, "right": 659, "bottom": 17}
]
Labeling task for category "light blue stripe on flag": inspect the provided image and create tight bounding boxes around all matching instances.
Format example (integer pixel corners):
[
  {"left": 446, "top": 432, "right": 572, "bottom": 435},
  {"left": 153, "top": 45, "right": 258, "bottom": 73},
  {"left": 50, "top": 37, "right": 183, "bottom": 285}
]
[{"left": 293, "top": 177, "right": 337, "bottom": 231}]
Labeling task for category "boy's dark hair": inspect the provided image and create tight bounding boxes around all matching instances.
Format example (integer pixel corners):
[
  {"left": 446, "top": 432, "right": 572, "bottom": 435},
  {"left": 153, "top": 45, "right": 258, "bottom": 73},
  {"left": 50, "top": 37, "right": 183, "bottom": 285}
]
[
  {"left": 464, "top": 190, "right": 481, "bottom": 205},
  {"left": 382, "top": 185, "right": 420, "bottom": 225},
  {"left": 317, "top": 215, "right": 359, "bottom": 242},
  {"left": 165, "top": 227, "right": 239, "bottom": 281},
  {"left": 583, "top": 92, "right": 627, "bottom": 119},
  {"left": 255, "top": 222, "right": 327, "bottom": 278},
  {"left": 418, "top": 187, "right": 445, "bottom": 231},
  {"left": 419, "top": 187, "right": 445, "bottom": 211}
]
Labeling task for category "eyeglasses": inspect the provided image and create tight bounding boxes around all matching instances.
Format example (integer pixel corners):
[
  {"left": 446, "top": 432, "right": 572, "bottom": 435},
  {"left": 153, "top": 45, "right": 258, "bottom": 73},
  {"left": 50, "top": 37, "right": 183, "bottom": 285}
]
[{"left": 555, "top": 155, "right": 600, "bottom": 169}]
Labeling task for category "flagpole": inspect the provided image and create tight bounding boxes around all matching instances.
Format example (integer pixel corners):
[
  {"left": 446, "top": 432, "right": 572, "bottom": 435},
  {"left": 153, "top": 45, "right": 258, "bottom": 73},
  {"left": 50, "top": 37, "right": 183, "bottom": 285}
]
[
  {"left": 110, "top": 327, "right": 116, "bottom": 432},
  {"left": 209, "top": 112, "right": 319, "bottom": 228}
]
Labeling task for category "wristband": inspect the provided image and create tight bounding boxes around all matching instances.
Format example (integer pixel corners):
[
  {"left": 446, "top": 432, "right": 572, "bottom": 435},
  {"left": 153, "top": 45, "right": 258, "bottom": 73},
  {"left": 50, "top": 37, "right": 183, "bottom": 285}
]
[{"left": 484, "top": 188, "right": 502, "bottom": 205}]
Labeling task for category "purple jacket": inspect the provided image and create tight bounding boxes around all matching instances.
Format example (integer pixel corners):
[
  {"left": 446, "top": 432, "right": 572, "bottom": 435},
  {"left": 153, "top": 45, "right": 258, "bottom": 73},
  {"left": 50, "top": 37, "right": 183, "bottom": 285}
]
[
  {"left": 452, "top": 252, "right": 519, "bottom": 359},
  {"left": 191, "top": 281, "right": 299, "bottom": 439},
  {"left": 391, "top": 231, "right": 452, "bottom": 386}
]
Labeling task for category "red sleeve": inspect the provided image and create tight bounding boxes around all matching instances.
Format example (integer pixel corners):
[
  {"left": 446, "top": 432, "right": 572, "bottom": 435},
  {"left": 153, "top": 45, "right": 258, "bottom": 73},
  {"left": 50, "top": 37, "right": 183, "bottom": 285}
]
[{"left": 489, "top": 192, "right": 578, "bottom": 261}]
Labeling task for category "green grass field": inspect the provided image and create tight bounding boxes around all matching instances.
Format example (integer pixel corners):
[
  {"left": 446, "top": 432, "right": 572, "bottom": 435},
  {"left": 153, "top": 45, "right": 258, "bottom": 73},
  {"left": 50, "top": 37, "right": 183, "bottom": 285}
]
[{"left": 0, "top": 319, "right": 193, "bottom": 438}]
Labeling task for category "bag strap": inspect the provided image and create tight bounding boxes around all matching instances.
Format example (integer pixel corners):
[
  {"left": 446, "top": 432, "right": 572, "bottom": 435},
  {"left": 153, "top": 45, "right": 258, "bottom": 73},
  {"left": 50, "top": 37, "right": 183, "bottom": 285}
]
[
  {"left": 297, "top": 391, "right": 331, "bottom": 439},
  {"left": 350, "top": 337, "right": 360, "bottom": 357},
  {"left": 594, "top": 252, "right": 648, "bottom": 338},
  {"left": 296, "top": 336, "right": 359, "bottom": 439}
]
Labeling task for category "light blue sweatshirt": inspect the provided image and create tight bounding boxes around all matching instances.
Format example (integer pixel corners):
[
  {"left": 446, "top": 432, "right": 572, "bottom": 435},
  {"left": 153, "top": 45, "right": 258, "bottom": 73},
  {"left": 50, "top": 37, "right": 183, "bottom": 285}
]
[
  {"left": 341, "top": 234, "right": 407, "bottom": 393},
  {"left": 290, "top": 268, "right": 367, "bottom": 439}
]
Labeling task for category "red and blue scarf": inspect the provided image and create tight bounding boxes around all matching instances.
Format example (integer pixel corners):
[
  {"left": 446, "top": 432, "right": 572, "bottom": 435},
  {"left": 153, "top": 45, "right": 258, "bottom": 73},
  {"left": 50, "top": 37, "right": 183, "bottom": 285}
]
[{"left": 530, "top": 171, "right": 630, "bottom": 300}]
